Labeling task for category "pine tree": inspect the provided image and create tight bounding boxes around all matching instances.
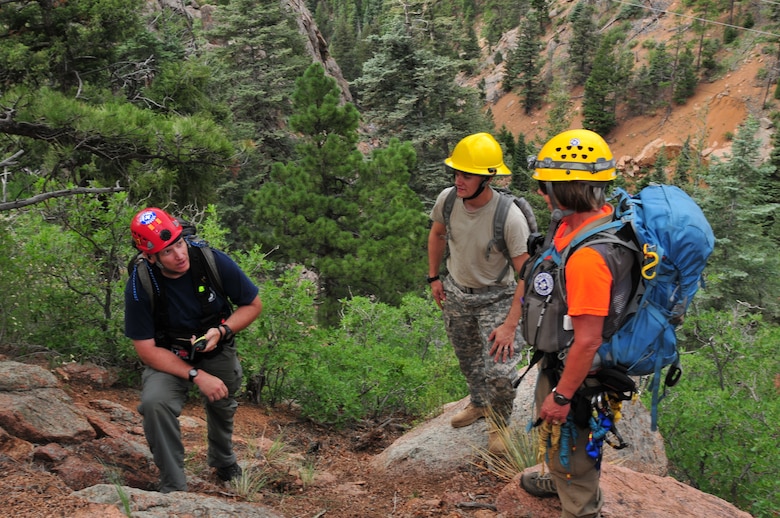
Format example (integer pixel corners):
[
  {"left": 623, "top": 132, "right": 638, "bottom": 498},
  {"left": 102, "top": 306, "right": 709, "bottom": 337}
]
[
  {"left": 544, "top": 79, "right": 573, "bottom": 138},
  {"left": 204, "top": 0, "right": 310, "bottom": 147},
  {"left": 583, "top": 39, "right": 626, "bottom": 135},
  {"left": 248, "top": 64, "right": 428, "bottom": 326},
  {"left": 674, "top": 136, "right": 693, "bottom": 188},
  {"left": 353, "top": 19, "right": 491, "bottom": 206},
  {"left": 673, "top": 47, "right": 698, "bottom": 104},
  {"left": 699, "top": 117, "right": 780, "bottom": 317},
  {"left": 330, "top": 16, "right": 362, "bottom": 82},
  {"left": 497, "top": 126, "right": 517, "bottom": 170},
  {"left": 567, "top": 1, "right": 598, "bottom": 86},
  {"left": 0, "top": 0, "right": 234, "bottom": 209},
  {"left": 505, "top": 10, "right": 546, "bottom": 114},
  {"left": 647, "top": 147, "right": 668, "bottom": 187},
  {"left": 512, "top": 133, "right": 532, "bottom": 194},
  {"left": 764, "top": 117, "right": 780, "bottom": 246},
  {"left": 202, "top": 0, "right": 311, "bottom": 244}
]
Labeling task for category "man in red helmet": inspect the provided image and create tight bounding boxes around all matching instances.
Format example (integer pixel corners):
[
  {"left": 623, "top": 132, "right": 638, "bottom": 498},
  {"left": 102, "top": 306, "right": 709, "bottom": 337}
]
[{"left": 125, "top": 207, "right": 262, "bottom": 493}]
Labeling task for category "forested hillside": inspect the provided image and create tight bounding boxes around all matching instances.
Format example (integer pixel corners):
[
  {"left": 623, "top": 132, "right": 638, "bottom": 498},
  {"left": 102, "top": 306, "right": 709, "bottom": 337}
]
[{"left": 0, "top": 0, "right": 778, "bottom": 515}]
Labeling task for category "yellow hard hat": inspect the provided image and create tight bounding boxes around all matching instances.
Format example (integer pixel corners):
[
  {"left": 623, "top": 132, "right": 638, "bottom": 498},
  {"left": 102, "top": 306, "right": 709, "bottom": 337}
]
[
  {"left": 531, "top": 129, "right": 616, "bottom": 182},
  {"left": 444, "top": 133, "right": 511, "bottom": 176}
]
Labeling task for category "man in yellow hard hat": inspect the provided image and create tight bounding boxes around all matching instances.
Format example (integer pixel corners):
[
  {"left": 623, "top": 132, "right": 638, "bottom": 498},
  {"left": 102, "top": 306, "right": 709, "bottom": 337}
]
[{"left": 427, "top": 132, "right": 533, "bottom": 455}]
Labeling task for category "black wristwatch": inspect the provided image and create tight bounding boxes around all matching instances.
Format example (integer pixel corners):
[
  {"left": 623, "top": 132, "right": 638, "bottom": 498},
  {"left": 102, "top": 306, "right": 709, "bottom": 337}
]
[
  {"left": 426, "top": 275, "right": 440, "bottom": 284},
  {"left": 552, "top": 387, "right": 571, "bottom": 405},
  {"left": 188, "top": 368, "right": 199, "bottom": 382},
  {"left": 220, "top": 324, "right": 234, "bottom": 341}
]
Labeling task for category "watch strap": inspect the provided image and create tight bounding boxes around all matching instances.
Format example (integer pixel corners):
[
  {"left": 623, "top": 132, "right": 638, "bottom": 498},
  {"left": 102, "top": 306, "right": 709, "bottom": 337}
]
[
  {"left": 552, "top": 387, "right": 571, "bottom": 405},
  {"left": 220, "top": 324, "right": 234, "bottom": 341}
]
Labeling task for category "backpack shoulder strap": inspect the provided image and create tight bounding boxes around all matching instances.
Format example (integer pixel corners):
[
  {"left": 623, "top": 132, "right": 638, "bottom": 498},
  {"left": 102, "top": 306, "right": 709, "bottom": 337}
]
[
  {"left": 200, "top": 246, "right": 223, "bottom": 296},
  {"left": 129, "top": 255, "right": 169, "bottom": 337},
  {"left": 442, "top": 187, "right": 458, "bottom": 229},
  {"left": 490, "top": 191, "right": 514, "bottom": 261},
  {"left": 492, "top": 189, "right": 540, "bottom": 280},
  {"left": 489, "top": 191, "right": 515, "bottom": 282},
  {"left": 187, "top": 241, "right": 232, "bottom": 316},
  {"left": 130, "top": 254, "right": 158, "bottom": 314}
]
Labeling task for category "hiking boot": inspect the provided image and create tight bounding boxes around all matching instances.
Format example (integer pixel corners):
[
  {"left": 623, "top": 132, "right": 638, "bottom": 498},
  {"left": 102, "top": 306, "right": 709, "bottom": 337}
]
[
  {"left": 216, "top": 462, "right": 243, "bottom": 482},
  {"left": 450, "top": 403, "right": 487, "bottom": 428},
  {"left": 520, "top": 471, "right": 557, "bottom": 498},
  {"left": 487, "top": 427, "right": 508, "bottom": 456}
]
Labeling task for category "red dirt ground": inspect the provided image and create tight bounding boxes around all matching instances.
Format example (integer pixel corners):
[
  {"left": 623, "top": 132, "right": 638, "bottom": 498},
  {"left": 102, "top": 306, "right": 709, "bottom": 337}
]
[{"left": 0, "top": 379, "right": 508, "bottom": 518}]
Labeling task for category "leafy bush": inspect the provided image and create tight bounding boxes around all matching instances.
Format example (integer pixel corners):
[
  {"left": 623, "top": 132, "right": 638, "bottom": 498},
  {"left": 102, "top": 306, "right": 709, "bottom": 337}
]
[
  {"left": 229, "top": 236, "right": 463, "bottom": 427},
  {"left": 241, "top": 283, "right": 463, "bottom": 427},
  {"left": 658, "top": 309, "right": 779, "bottom": 517},
  {"left": 237, "top": 257, "right": 324, "bottom": 406},
  {"left": 0, "top": 194, "right": 134, "bottom": 365},
  {"left": 289, "top": 300, "right": 462, "bottom": 426}
]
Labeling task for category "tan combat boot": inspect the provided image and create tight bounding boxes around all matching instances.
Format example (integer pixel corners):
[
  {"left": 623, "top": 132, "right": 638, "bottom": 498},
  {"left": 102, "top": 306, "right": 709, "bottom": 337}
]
[
  {"left": 450, "top": 402, "right": 487, "bottom": 428},
  {"left": 487, "top": 420, "right": 509, "bottom": 456}
]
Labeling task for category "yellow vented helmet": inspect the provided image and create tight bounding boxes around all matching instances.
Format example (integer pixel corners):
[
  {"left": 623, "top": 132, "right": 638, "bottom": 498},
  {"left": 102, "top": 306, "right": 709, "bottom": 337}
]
[
  {"left": 531, "top": 129, "right": 616, "bottom": 182},
  {"left": 444, "top": 133, "right": 511, "bottom": 176}
]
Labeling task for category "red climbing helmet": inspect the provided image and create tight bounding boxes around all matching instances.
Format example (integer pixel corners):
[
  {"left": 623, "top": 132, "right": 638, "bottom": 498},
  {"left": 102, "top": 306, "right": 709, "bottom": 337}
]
[{"left": 130, "top": 207, "right": 182, "bottom": 254}]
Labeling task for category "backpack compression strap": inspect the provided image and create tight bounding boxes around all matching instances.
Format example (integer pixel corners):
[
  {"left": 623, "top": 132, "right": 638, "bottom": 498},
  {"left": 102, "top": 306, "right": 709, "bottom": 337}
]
[{"left": 488, "top": 193, "right": 516, "bottom": 282}]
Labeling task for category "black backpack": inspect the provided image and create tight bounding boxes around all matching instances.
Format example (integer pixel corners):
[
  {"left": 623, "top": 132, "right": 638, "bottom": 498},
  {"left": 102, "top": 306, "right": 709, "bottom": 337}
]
[{"left": 127, "top": 220, "right": 231, "bottom": 345}]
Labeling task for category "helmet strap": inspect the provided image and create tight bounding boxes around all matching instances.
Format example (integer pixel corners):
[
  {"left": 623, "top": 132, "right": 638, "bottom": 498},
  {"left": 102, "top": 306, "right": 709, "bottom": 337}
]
[
  {"left": 541, "top": 182, "right": 573, "bottom": 249},
  {"left": 463, "top": 176, "right": 493, "bottom": 201}
]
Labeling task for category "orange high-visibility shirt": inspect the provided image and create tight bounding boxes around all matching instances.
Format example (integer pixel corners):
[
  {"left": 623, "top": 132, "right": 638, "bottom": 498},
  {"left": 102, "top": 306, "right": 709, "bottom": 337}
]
[{"left": 554, "top": 206, "right": 614, "bottom": 317}]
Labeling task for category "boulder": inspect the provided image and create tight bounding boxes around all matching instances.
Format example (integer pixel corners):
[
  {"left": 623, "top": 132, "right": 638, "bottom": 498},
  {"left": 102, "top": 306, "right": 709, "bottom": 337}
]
[
  {"left": 370, "top": 366, "right": 668, "bottom": 477},
  {"left": 496, "top": 464, "right": 753, "bottom": 518},
  {"left": 73, "top": 484, "right": 284, "bottom": 518}
]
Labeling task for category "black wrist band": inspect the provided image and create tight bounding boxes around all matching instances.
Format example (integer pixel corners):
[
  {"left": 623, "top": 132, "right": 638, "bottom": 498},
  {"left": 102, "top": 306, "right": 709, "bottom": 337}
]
[
  {"left": 426, "top": 275, "right": 440, "bottom": 284},
  {"left": 220, "top": 324, "right": 234, "bottom": 341}
]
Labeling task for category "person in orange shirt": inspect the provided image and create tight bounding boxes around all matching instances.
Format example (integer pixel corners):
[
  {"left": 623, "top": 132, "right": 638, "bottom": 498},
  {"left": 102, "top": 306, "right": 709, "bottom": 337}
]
[{"left": 520, "top": 129, "right": 636, "bottom": 518}]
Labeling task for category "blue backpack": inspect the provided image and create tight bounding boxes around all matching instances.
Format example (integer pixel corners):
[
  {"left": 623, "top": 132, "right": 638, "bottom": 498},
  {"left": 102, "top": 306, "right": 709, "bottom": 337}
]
[{"left": 520, "top": 184, "right": 715, "bottom": 430}]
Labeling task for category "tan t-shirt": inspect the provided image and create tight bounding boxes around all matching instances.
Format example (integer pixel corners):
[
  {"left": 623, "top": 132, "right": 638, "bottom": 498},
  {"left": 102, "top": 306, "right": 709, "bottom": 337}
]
[{"left": 430, "top": 187, "right": 530, "bottom": 288}]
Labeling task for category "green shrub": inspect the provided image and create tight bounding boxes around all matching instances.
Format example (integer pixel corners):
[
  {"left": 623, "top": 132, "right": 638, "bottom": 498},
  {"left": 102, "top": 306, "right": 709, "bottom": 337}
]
[
  {"left": 0, "top": 194, "right": 133, "bottom": 364},
  {"left": 243, "top": 289, "right": 463, "bottom": 427},
  {"left": 231, "top": 239, "right": 463, "bottom": 427},
  {"left": 658, "top": 309, "right": 779, "bottom": 517},
  {"left": 290, "top": 295, "right": 463, "bottom": 427}
]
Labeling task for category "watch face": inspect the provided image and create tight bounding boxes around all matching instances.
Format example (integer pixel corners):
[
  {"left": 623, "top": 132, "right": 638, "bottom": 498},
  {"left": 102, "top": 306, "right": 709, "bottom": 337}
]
[{"left": 189, "top": 369, "right": 198, "bottom": 378}]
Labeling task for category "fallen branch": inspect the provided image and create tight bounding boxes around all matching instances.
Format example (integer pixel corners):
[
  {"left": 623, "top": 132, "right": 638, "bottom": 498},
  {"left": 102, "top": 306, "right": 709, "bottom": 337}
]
[{"left": 455, "top": 501, "right": 497, "bottom": 510}]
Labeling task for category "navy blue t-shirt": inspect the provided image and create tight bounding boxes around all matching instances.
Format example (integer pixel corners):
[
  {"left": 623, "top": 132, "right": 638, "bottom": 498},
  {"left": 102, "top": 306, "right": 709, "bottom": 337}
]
[{"left": 124, "top": 247, "right": 259, "bottom": 341}]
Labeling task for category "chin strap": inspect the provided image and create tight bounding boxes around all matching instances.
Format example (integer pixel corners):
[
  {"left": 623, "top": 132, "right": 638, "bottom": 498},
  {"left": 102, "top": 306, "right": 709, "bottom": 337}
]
[
  {"left": 463, "top": 176, "right": 494, "bottom": 201},
  {"left": 542, "top": 181, "right": 572, "bottom": 249}
]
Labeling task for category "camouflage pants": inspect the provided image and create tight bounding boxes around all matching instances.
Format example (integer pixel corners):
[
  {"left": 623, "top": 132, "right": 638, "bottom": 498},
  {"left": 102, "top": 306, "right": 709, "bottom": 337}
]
[{"left": 442, "top": 275, "right": 524, "bottom": 422}]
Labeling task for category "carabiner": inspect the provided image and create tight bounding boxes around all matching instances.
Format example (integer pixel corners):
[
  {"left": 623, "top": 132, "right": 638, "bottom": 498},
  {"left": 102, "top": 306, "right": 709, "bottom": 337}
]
[{"left": 642, "top": 243, "right": 659, "bottom": 280}]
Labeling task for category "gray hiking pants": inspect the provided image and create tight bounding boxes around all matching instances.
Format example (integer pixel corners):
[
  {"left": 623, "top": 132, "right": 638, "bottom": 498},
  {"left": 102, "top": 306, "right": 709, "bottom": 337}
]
[
  {"left": 534, "top": 362, "right": 604, "bottom": 518},
  {"left": 138, "top": 343, "right": 243, "bottom": 493},
  {"left": 442, "top": 275, "right": 523, "bottom": 421}
]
